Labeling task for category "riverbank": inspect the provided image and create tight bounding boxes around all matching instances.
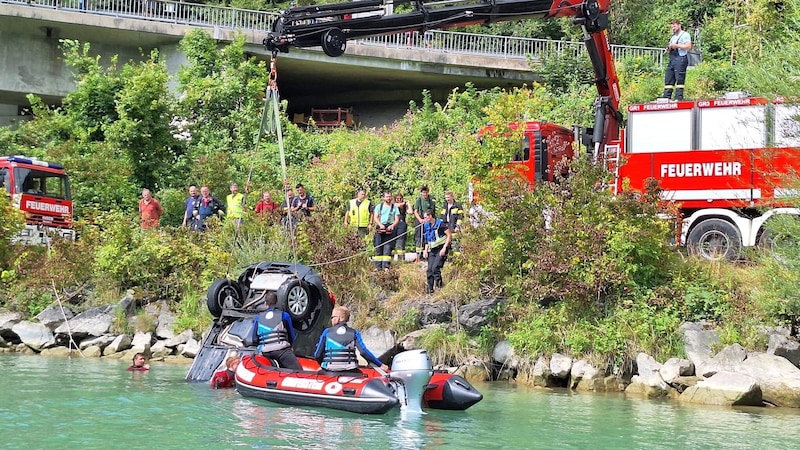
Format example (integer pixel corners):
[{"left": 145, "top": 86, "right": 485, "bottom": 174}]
[{"left": 3, "top": 291, "right": 800, "bottom": 409}]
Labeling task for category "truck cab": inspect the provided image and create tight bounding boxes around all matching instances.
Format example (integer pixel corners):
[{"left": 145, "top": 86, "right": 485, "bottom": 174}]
[{"left": 0, "top": 156, "right": 75, "bottom": 245}]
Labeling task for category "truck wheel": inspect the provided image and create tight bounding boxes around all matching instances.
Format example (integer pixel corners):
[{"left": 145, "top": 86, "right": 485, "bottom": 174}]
[
  {"left": 758, "top": 224, "right": 799, "bottom": 263},
  {"left": 687, "top": 219, "right": 741, "bottom": 261},
  {"left": 321, "top": 28, "right": 346, "bottom": 57},
  {"left": 280, "top": 280, "right": 315, "bottom": 321},
  {"left": 207, "top": 279, "right": 243, "bottom": 318}
]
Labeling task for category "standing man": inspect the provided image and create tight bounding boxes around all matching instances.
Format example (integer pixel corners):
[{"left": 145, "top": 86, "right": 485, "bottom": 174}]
[
  {"left": 662, "top": 19, "right": 692, "bottom": 101},
  {"left": 281, "top": 189, "right": 296, "bottom": 229},
  {"left": 196, "top": 186, "right": 225, "bottom": 231},
  {"left": 252, "top": 292, "right": 302, "bottom": 370},
  {"left": 412, "top": 185, "right": 436, "bottom": 261},
  {"left": 344, "top": 188, "right": 373, "bottom": 238},
  {"left": 255, "top": 191, "right": 280, "bottom": 220},
  {"left": 373, "top": 191, "right": 400, "bottom": 270},
  {"left": 182, "top": 185, "right": 201, "bottom": 229},
  {"left": 422, "top": 209, "right": 452, "bottom": 294},
  {"left": 226, "top": 182, "right": 246, "bottom": 226},
  {"left": 291, "top": 183, "right": 316, "bottom": 219},
  {"left": 138, "top": 188, "right": 163, "bottom": 229},
  {"left": 440, "top": 191, "right": 463, "bottom": 256}
]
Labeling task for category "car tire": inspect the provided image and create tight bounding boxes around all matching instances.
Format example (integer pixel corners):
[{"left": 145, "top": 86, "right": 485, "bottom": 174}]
[
  {"left": 687, "top": 218, "right": 741, "bottom": 261},
  {"left": 279, "top": 279, "right": 315, "bottom": 321},
  {"left": 207, "top": 279, "right": 243, "bottom": 318}
]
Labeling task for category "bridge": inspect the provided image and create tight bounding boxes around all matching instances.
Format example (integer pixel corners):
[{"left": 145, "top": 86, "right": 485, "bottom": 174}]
[{"left": 0, "top": 0, "right": 662, "bottom": 127}]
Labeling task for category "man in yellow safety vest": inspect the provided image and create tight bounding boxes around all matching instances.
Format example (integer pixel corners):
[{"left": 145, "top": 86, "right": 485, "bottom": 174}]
[
  {"left": 344, "top": 188, "right": 373, "bottom": 238},
  {"left": 226, "top": 182, "right": 246, "bottom": 226}
]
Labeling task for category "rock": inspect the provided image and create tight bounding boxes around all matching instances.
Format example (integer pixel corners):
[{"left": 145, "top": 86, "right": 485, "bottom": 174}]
[
  {"left": 570, "top": 360, "right": 603, "bottom": 391},
  {"left": 165, "top": 329, "right": 194, "bottom": 348},
  {"left": 733, "top": 352, "right": 800, "bottom": 407},
  {"left": 767, "top": 333, "right": 800, "bottom": 368},
  {"left": 36, "top": 305, "right": 73, "bottom": 331},
  {"left": 634, "top": 353, "right": 667, "bottom": 390},
  {"left": 698, "top": 343, "right": 747, "bottom": 378},
  {"left": 679, "top": 371, "right": 762, "bottom": 406},
  {"left": 0, "top": 311, "right": 25, "bottom": 338},
  {"left": 55, "top": 305, "right": 115, "bottom": 338},
  {"left": 83, "top": 345, "right": 102, "bottom": 357},
  {"left": 492, "top": 340, "right": 518, "bottom": 369},
  {"left": 550, "top": 353, "right": 572, "bottom": 378},
  {"left": 530, "top": 356, "right": 552, "bottom": 387},
  {"left": 0, "top": 335, "right": 7, "bottom": 348},
  {"left": 669, "top": 375, "right": 703, "bottom": 393},
  {"left": 681, "top": 321, "right": 719, "bottom": 368},
  {"left": 454, "top": 362, "right": 489, "bottom": 384},
  {"left": 79, "top": 335, "right": 116, "bottom": 351},
  {"left": 39, "top": 346, "right": 82, "bottom": 358},
  {"left": 625, "top": 378, "right": 671, "bottom": 398},
  {"left": 117, "top": 292, "right": 137, "bottom": 315},
  {"left": 12, "top": 320, "right": 55, "bottom": 351},
  {"left": 180, "top": 338, "right": 201, "bottom": 358},
  {"left": 131, "top": 332, "right": 153, "bottom": 355},
  {"left": 105, "top": 334, "right": 132, "bottom": 355},
  {"left": 660, "top": 358, "right": 695, "bottom": 383},
  {"left": 17, "top": 342, "right": 36, "bottom": 354},
  {"left": 360, "top": 326, "right": 395, "bottom": 361},
  {"left": 155, "top": 303, "right": 177, "bottom": 340},
  {"left": 150, "top": 340, "right": 172, "bottom": 359},
  {"left": 418, "top": 301, "right": 452, "bottom": 326},
  {"left": 457, "top": 297, "right": 505, "bottom": 334}
]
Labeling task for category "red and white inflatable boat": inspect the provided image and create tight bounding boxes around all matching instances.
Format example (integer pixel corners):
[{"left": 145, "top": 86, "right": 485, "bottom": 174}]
[{"left": 235, "top": 349, "right": 483, "bottom": 415}]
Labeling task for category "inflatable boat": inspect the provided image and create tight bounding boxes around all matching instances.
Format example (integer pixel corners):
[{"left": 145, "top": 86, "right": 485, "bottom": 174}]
[{"left": 235, "top": 350, "right": 483, "bottom": 414}]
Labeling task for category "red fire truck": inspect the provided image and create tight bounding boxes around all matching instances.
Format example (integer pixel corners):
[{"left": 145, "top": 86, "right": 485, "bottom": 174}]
[
  {"left": 264, "top": 0, "right": 800, "bottom": 260},
  {"left": 0, "top": 155, "right": 75, "bottom": 245}
]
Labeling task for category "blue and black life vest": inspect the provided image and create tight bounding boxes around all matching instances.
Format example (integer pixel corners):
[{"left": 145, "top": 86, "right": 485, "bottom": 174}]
[
  {"left": 321, "top": 325, "right": 358, "bottom": 371},
  {"left": 255, "top": 309, "right": 291, "bottom": 353}
]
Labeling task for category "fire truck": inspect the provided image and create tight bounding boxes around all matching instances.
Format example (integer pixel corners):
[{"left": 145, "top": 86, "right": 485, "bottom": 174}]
[
  {"left": 264, "top": 0, "right": 800, "bottom": 260},
  {"left": 0, "top": 155, "right": 75, "bottom": 245}
]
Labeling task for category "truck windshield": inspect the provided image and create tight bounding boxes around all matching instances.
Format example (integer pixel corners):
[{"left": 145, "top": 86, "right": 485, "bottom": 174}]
[{"left": 14, "top": 168, "right": 71, "bottom": 200}]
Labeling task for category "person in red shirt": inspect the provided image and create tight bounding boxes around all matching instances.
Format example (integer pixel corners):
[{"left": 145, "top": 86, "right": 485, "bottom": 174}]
[
  {"left": 127, "top": 353, "right": 150, "bottom": 371},
  {"left": 255, "top": 191, "right": 279, "bottom": 219},
  {"left": 210, "top": 355, "right": 240, "bottom": 389},
  {"left": 139, "top": 189, "right": 164, "bottom": 229}
]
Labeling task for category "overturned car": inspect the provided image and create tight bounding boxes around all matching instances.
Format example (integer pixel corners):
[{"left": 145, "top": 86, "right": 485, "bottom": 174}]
[{"left": 185, "top": 262, "right": 334, "bottom": 381}]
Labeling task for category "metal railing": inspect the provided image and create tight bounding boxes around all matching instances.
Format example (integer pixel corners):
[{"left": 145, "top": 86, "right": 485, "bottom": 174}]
[{"left": 1, "top": 0, "right": 663, "bottom": 66}]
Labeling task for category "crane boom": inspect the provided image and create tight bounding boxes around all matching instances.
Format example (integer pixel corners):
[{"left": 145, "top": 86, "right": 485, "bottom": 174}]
[{"left": 264, "top": 0, "right": 620, "bottom": 151}]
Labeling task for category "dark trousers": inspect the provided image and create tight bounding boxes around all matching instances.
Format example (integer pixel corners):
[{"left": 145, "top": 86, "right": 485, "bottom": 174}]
[
  {"left": 663, "top": 53, "right": 689, "bottom": 100},
  {"left": 264, "top": 347, "right": 302, "bottom": 370},
  {"left": 393, "top": 221, "right": 408, "bottom": 256},
  {"left": 414, "top": 218, "right": 425, "bottom": 255},
  {"left": 374, "top": 231, "right": 395, "bottom": 269},
  {"left": 426, "top": 246, "right": 448, "bottom": 292}
]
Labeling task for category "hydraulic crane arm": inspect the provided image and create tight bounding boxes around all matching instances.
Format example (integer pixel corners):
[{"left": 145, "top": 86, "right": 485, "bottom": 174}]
[{"left": 264, "top": 0, "right": 621, "bottom": 150}]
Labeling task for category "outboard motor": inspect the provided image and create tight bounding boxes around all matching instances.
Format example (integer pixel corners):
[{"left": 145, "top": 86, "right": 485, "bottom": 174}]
[{"left": 390, "top": 349, "right": 433, "bottom": 413}]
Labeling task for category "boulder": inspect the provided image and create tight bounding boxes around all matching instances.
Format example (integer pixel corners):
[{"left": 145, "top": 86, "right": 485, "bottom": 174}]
[
  {"left": 457, "top": 297, "right": 505, "bottom": 334},
  {"left": 105, "top": 334, "right": 132, "bottom": 355},
  {"left": 164, "top": 329, "right": 194, "bottom": 348},
  {"left": 454, "top": 362, "right": 489, "bottom": 384},
  {"left": 0, "top": 311, "right": 24, "bottom": 338},
  {"left": 529, "top": 356, "right": 551, "bottom": 387},
  {"left": 733, "top": 352, "right": 800, "bottom": 407},
  {"left": 117, "top": 292, "right": 137, "bottom": 315},
  {"left": 660, "top": 358, "right": 695, "bottom": 383},
  {"left": 131, "top": 332, "right": 153, "bottom": 355},
  {"left": 180, "top": 338, "right": 201, "bottom": 358},
  {"left": 36, "top": 305, "right": 73, "bottom": 331},
  {"left": 39, "top": 346, "right": 81, "bottom": 358},
  {"left": 679, "top": 371, "right": 762, "bottom": 406},
  {"left": 625, "top": 378, "right": 671, "bottom": 398},
  {"left": 635, "top": 353, "right": 666, "bottom": 389},
  {"left": 669, "top": 375, "right": 703, "bottom": 393},
  {"left": 12, "top": 320, "right": 55, "bottom": 351},
  {"left": 492, "top": 340, "right": 518, "bottom": 369},
  {"left": 570, "top": 360, "right": 603, "bottom": 391},
  {"left": 360, "top": 326, "right": 395, "bottom": 362},
  {"left": 698, "top": 343, "right": 747, "bottom": 378},
  {"left": 681, "top": 321, "right": 719, "bottom": 368},
  {"left": 55, "top": 305, "right": 115, "bottom": 338},
  {"left": 150, "top": 340, "right": 172, "bottom": 359},
  {"left": 418, "top": 301, "right": 452, "bottom": 326},
  {"left": 767, "top": 333, "right": 800, "bottom": 368},
  {"left": 79, "top": 335, "right": 116, "bottom": 351},
  {"left": 397, "top": 329, "right": 426, "bottom": 351},
  {"left": 550, "top": 353, "right": 573, "bottom": 378},
  {"left": 83, "top": 345, "right": 103, "bottom": 358}
]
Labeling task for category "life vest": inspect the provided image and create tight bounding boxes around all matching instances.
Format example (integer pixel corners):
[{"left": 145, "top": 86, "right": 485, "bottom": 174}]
[
  {"left": 424, "top": 219, "right": 448, "bottom": 249},
  {"left": 321, "top": 325, "right": 358, "bottom": 371},
  {"left": 210, "top": 369, "right": 235, "bottom": 389},
  {"left": 348, "top": 199, "right": 371, "bottom": 227},
  {"left": 255, "top": 309, "right": 291, "bottom": 353},
  {"left": 226, "top": 193, "right": 245, "bottom": 219}
]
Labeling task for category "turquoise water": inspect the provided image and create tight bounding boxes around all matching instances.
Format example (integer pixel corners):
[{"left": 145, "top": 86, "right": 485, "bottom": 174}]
[{"left": 2, "top": 354, "right": 799, "bottom": 449}]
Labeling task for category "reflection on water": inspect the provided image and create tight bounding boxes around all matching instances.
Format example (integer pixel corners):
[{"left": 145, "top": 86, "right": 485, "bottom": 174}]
[{"left": 2, "top": 355, "right": 800, "bottom": 449}]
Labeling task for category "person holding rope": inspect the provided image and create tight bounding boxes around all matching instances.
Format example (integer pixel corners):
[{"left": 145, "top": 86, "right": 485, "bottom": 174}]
[
  {"left": 372, "top": 191, "right": 400, "bottom": 270},
  {"left": 422, "top": 208, "right": 452, "bottom": 294}
]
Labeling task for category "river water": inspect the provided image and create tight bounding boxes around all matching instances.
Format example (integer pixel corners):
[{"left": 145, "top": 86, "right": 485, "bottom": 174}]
[{"left": 2, "top": 354, "right": 799, "bottom": 449}]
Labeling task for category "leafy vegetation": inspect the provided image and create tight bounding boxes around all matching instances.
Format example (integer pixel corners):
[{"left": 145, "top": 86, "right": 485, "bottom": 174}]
[{"left": 2, "top": 2, "right": 800, "bottom": 369}]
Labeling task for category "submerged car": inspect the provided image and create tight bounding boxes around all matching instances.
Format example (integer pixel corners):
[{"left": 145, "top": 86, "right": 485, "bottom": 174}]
[{"left": 186, "top": 262, "right": 335, "bottom": 382}]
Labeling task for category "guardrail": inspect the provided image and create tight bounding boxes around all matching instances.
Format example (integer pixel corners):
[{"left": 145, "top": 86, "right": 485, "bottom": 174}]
[{"left": 1, "top": 0, "right": 663, "bottom": 65}]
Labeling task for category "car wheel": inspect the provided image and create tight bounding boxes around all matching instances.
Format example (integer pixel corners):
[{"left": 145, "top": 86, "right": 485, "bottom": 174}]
[
  {"left": 280, "top": 279, "right": 315, "bottom": 321},
  {"left": 687, "top": 218, "right": 741, "bottom": 261},
  {"left": 207, "top": 279, "right": 243, "bottom": 318}
]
